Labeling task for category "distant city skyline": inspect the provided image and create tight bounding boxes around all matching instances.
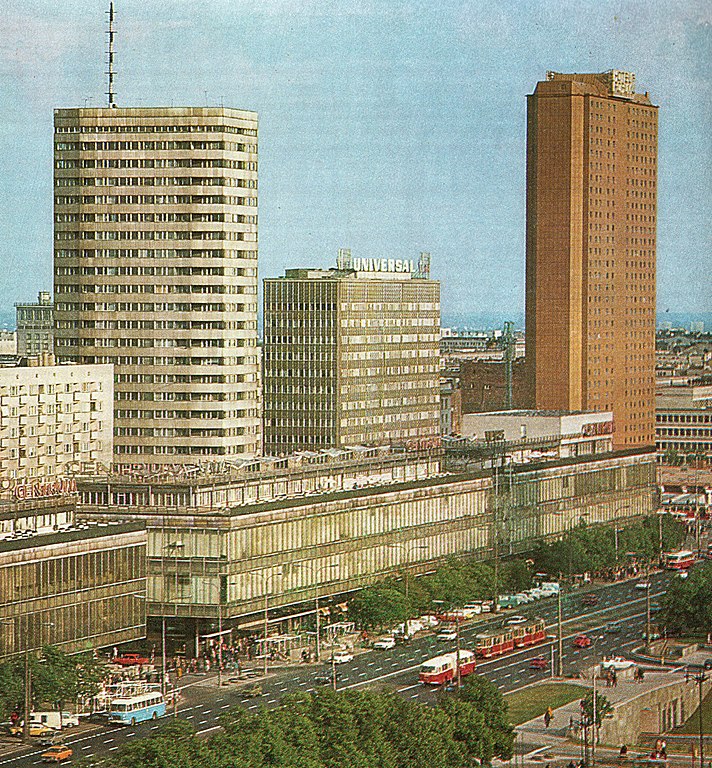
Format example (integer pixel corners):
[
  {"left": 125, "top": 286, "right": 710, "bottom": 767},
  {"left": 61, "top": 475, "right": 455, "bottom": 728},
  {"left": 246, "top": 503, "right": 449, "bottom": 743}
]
[{"left": 0, "top": 0, "right": 710, "bottom": 318}]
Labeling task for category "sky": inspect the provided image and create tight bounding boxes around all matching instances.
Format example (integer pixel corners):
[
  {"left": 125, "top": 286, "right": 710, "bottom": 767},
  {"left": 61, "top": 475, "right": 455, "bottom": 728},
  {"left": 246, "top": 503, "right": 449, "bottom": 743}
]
[{"left": 0, "top": 0, "right": 710, "bottom": 327}]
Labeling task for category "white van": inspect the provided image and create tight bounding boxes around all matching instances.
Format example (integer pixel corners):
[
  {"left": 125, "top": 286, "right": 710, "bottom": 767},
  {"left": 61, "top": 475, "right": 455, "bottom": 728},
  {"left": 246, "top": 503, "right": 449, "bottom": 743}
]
[{"left": 31, "top": 711, "right": 79, "bottom": 730}]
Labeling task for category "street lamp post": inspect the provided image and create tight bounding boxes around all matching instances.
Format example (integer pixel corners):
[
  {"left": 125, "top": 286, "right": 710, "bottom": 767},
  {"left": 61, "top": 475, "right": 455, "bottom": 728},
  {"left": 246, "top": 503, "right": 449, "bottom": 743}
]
[
  {"left": 692, "top": 671, "right": 708, "bottom": 768},
  {"left": 293, "top": 562, "right": 339, "bottom": 663},
  {"left": 385, "top": 542, "right": 429, "bottom": 602},
  {"left": 249, "top": 569, "right": 284, "bottom": 677}
]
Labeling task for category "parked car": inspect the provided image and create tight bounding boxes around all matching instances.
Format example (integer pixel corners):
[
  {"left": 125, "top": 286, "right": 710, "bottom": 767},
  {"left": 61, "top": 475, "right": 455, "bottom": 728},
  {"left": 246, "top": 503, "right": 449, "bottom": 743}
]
[
  {"left": 436, "top": 628, "right": 458, "bottom": 641},
  {"left": 528, "top": 588, "right": 545, "bottom": 600},
  {"left": 515, "top": 593, "right": 534, "bottom": 604},
  {"left": 113, "top": 652, "right": 151, "bottom": 667},
  {"left": 479, "top": 600, "right": 493, "bottom": 613},
  {"left": 372, "top": 636, "right": 396, "bottom": 650},
  {"left": 40, "top": 745, "right": 73, "bottom": 764},
  {"left": 462, "top": 604, "right": 482, "bottom": 616},
  {"left": 504, "top": 615, "right": 528, "bottom": 626},
  {"left": 529, "top": 656, "right": 548, "bottom": 670},
  {"left": 635, "top": 581, "right": 651, "bottom": 590},
  {"left": 330, "top": 650, "right": 354, "bottom": 664},
  {"left": 419, "top": 614, "right": 440, "bottom": 628},
  {"left": 582, "top": 593, "right": 599, "bottom": 606},
  {"left": 573, "top": 634, "right": 592, "bottom": 648}
]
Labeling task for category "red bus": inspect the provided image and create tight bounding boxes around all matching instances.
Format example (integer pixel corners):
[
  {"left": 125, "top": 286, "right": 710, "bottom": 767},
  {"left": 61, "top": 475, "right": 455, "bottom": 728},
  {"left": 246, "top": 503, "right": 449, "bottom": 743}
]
[
  {"left": 475, "top": 619, "right": 546, "bottom": 659},
  {"left": 418, "top": 650, "right": 477, "bottom": 685},
  {"left": 663, "top": 550, "right": 695, "bottom": 570}
]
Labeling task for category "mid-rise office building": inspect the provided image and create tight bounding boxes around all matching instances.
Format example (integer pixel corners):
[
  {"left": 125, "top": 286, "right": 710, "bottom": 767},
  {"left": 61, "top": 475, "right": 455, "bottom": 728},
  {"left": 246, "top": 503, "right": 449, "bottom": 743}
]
[
  {"left": 525, "top": 71, "right": 657, "bottom": 449},
  {"left": 0, "top": 360, "right": 113, "bottom": 481},
  {"left": 53, "top": 107, "right": 261, "bottom": 467},
  {"left": 263, "top": 252, "right": 440, "bottom": 453},
  {"left": 16, "top": 291, "right": 54, "bottom": 357}
]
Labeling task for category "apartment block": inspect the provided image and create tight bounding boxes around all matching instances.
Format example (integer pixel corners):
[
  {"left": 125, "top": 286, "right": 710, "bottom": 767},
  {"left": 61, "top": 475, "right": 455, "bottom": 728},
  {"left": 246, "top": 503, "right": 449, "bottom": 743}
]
[
  {"left": 0, "top": 361, "right": 113, "bottom": 481},
  {"left": 53, "top": 107, "right": 261, "bottom": 467},
  {"left": 16, "top": 291, "right": 54, "bottom": 357},
  {"left": 526, "top": 71, "right": 657, "bottom": 449}
]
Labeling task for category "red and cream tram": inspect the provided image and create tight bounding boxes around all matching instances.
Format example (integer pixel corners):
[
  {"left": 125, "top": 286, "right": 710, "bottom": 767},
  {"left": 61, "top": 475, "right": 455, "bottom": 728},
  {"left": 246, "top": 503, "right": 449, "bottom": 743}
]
[
  {"left": 475, "top": 618, "right": 546, "bottom": 659},
  {"left": 418, "top": 650, "right": 477, "bottom": 685}
]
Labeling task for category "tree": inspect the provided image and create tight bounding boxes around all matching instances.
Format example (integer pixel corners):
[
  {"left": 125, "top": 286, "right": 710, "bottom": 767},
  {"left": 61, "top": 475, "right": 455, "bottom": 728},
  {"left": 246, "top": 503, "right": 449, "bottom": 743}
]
[
  {"left": 659, "top": 561, "right": 712, "bottom": 641},
  {"left": 348, "top": 582, "right": 412, "bottom": 629},
  {"left": 581, "top": 690, "right": 613, "bottom": 728},
  {"left": 458, "top": 674, "right": 515, "bottom": 759}
]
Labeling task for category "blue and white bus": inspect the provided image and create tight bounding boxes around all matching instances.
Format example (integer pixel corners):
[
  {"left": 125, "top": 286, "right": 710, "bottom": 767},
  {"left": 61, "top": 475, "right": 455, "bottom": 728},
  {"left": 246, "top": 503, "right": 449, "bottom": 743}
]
[{"left": 108, "top": 692, "right": 166, "bottom": 725}]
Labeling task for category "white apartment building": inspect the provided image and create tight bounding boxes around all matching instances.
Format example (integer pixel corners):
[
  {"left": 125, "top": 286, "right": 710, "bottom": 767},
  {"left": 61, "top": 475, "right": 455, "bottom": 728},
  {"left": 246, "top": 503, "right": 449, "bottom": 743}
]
[
  {"left": 53, "top": 107, "right": 261, "bottom": 468},
  {"left": 0, "top": 361, "right": 113, "bottom": 483}
]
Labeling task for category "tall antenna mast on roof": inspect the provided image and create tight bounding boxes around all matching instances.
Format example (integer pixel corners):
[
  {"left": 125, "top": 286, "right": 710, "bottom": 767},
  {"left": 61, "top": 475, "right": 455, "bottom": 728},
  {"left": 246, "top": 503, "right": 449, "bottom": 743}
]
[{"left": 106, "top": 2, "right": 116, "bottom": 107}]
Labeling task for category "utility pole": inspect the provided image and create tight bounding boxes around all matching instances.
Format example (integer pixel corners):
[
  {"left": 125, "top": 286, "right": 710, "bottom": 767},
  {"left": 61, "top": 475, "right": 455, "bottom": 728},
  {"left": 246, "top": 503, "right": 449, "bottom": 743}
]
[
  {"left": 455, "top": 616, "right": 462, "bottom": 691},
  {"left": 592, "top": 672, "right": 597, "bottom": 768},
  {"left": 217, "top": 598, "right": 223, "bottom": 689},
  {"left": 161, "top": 617, "right": 167, "bottom": 698},
  {"left": 693, "top": 672, "right": 707, "bottom": 768},
  {"left": 645, "top": 564, "right": 652, "bottom": 650},
  {"left": 557, "top": 582, "right": 564, "bottom": 677},
  {"left": 23, "top": 650, "right": 31, "bottom": 745},
  {"left": 263, "top": 592, "right": 269, "bottom": 678}
]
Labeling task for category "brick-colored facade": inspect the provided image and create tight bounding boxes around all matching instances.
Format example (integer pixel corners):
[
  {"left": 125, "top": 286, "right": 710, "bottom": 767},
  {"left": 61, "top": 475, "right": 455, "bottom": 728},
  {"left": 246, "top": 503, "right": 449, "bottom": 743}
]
[
  {"left": 459, "top": 359, "right": 532, "bottom": 413},
  {"left": 525, "top": 71, "right": 657, "bottom": 449}
]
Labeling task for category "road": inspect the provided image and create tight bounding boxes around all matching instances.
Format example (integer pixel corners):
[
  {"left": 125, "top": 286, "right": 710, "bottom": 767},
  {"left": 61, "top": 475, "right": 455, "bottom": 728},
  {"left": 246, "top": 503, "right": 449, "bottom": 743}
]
[{"left": 0, "top": 571, "right": 672, "bottom": 767}]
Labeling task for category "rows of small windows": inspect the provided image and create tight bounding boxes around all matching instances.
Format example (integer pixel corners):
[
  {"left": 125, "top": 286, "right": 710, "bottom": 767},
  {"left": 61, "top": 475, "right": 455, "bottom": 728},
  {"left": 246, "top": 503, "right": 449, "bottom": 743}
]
[
  {"left": 56, "top": 176, "right": 257, "bottom": 188},
  {"left": 69, "top": 337, "right": 249, "bottom": 349},
  {"left": 56, "top": 319, "right": 253, "bottom": 331},
  {"left": 57, "top": 353, "right": 258, "bottom": 368},
  {"left": 56, "top": 231, "right": 255, "bottom": 243},
  {"left": 657, "top": 413, "right": 712, "bottom": 424},
  {"left": 56, "top": 248, "right": 257, "bottom": 260},
  {"left": 116, "top": 426, "right": 245, "bottom": 437},
  {"left": 56, "top": 195, "right": 257, "bottom": 206},
  {"left": 114, "top": 373, "right": 246, "bottom": 384},
  {"left": 55, "top": 123, "right": 257, "bottom": 136},
  {"left": 657, "top": 427, "right": 712, "bottom": 438},
  {"left": 115, "top": 391, "right": 244, "bottom": 402},
  {"left": 115, "top": 408, "right": 254, "bottom": 419},
  {"left": 57, "top": 158, "right": 256, "bottom": 170},
  {"left": 57, "top": 284, "right": 252, "bottom": 295},
  {"left": 56, "top": 265, "right": 255, "bottom": 277},
  {"left": 115, "top": 444, "right": 248, "bottom": 456},
  {"left": 56, "top": 212, "right": 256, "bottom": 224},
  {"left": 656, "top": 441, "right": 712, "bottom": 452},
  {"left": 55, "top": 301, "right": 257, "bottom": 313},
  {"left": 55, "top": 140, "right": 252, "bottom": 151}
]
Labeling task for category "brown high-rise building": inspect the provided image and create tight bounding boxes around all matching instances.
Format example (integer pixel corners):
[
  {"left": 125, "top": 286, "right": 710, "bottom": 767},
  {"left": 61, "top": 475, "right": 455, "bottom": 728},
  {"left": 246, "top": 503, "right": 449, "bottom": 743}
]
[{"left": 525, "top": 71, "right": 657, "bottom": 449}]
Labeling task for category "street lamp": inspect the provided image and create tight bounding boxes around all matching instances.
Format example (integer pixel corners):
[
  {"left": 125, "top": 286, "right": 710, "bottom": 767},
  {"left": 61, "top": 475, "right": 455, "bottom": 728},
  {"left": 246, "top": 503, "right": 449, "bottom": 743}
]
[
  {"left": 292, "top": 562, "right": 338, "bottom": 662},
  {"left": 248, "top": 568, "right": 284, "bottom": 678},
  {"left": 385, "top": 542, "right": 429, "bottom": 602}
]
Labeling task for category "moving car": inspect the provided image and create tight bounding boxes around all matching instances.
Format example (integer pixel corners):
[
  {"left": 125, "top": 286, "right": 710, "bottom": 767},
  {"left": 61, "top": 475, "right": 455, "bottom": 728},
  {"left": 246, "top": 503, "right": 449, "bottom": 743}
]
[
  {"left": 436, "top": 628, "right": 458, "bottom": 641},
  {"left": 330, "top": 650, "right": 354, "bottom": 664},
  {"left": 529, "top": 656, "right": 548, "bottom": 670},
  {"left": 314, "top": 672, "right": 339, "bottom": 686},
  {"left": 10, "top": 723, "right": 55, "bottom": 738},
  {"left": 372, "top": 636, "right": 396, "bottom": 650},
  {"left": 40, "top": 745, "right": 73, "bottom": 764},
  {"left": 573, "top": 634, "right": 592, "bottom": 648},
  {"left": 635, "top": 581, "right": 651, "bottom": 590},
  {"left": 601, "top": 656, "right": 635, "bottom": 671},
  {"left": 504, "top": 615, "right": 528, "bottom": 626}
]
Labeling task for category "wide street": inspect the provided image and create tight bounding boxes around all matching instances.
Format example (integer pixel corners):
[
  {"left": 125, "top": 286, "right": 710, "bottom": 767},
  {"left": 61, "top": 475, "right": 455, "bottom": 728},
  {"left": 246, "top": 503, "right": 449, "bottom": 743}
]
[{"left": 0, "top": 571, "right": 672, "bottom": 767}]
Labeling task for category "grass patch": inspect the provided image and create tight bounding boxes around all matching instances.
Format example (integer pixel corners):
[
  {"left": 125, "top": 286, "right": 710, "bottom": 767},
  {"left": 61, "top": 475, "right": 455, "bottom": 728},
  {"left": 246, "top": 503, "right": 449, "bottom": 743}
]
[
  {"left": 675, "top": 691, "right": 712, "bottom": 735},
  {"left": 505, "top": 683, "right": 589, "bottom": 726}
]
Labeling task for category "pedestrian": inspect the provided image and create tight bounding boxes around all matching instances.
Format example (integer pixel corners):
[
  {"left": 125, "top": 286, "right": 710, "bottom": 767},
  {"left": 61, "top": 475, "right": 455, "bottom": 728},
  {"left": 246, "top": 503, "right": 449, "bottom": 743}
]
[
  {"left": 611, "top": 668, "right": 618, "bottom": 687},
  {"left": 620, "top": 745, "right": 628, "bottom": 759}
]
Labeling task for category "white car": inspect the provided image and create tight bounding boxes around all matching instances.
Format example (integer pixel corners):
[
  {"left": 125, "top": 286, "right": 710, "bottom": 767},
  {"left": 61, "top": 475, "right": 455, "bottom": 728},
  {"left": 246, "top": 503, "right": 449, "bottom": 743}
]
[
  {"left": 462, "top": 604, "right": 482, "bottom": 617},
  {"left": 330, "top": 650, "right": 354, "bottom": 664},
  {"left": 677, "top": 571, "right": 689, "bottom": 579},
  {"left": 479, "top": 601, "right": 493, "bottom": 613},
  {"left": 372, "top": 636, "right": 396, "bottom": 650},
  {"left": 419, "top": 614, "right": 440, "bottom": 628},
  {"left": 635, "top": 581, "right": 651, "bottom": 590},
  {"left": 601, "top": 656, "right": 635, "bottom": 671},
  {"left": 504, "top": 615, "right": 528, "bottom": 626},
  {"left": 436, "top": 628, "right": 458, "bottom": 641}
]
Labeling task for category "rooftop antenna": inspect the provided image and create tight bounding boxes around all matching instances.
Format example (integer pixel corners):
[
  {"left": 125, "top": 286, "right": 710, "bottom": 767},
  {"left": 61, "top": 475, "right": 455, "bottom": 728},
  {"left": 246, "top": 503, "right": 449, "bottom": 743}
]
[{"left": 105, "top": 2, "right": 116, "bottom": 107}]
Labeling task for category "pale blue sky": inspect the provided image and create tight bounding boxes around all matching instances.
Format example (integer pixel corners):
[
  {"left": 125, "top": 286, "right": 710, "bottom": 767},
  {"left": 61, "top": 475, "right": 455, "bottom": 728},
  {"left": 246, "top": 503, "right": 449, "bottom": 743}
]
[{"left": 0, "top": 0, "right": 710, "bottom": 323}]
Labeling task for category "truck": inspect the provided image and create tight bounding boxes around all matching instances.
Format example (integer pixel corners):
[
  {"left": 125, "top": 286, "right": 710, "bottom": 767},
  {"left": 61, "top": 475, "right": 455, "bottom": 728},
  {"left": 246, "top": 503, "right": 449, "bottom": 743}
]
[{"left": 31, "top": 711, "right": 80, "bottom": 730}]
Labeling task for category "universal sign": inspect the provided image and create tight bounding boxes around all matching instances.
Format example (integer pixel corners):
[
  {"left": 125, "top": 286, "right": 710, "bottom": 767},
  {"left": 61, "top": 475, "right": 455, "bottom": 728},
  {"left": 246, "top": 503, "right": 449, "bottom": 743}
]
[{"left": 353, "top": 257, "right": 415, "bottom": 274}]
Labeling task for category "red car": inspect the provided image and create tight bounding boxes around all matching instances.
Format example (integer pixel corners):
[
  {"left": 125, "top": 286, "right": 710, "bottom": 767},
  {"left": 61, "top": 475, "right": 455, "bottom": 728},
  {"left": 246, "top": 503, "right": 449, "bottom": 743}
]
[
  {"left": 529, "top": 656, "right": 548, "bottom": 670},
  {"left": 113, "top": 652, "right": 150, "bottom": 666},
  {"left": 573, "top": 634, "right": 592, "bottom": 648}
]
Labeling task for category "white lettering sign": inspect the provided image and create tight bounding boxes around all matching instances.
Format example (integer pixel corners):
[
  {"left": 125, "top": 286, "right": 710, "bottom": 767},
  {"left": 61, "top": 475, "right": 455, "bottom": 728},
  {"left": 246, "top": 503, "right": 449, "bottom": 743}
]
[{"left": 352, "top": 257, "right": 414, "bottom": 274}]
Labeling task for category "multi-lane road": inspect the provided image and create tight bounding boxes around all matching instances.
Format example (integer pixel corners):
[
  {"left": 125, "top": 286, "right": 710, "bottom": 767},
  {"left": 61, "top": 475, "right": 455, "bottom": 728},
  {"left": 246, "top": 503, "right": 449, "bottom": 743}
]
[{"left": 0, "top": 572, "right": 673, "bottom": 767}]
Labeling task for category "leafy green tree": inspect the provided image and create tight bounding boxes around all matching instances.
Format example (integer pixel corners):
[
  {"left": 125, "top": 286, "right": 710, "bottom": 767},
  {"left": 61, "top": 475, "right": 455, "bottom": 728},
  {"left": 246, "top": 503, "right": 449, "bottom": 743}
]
[
  {"left": 659, "top": 560, "right": 712, "bottom": 641},
  {"left": 458, "top": 674, "right": 515, "bottom": 759},
  {"left": 581, "top": 690, "right": 613, "bottom": 727},
  {"left": 348, "top": 582, "right": 412, "bottom": 629},
  {"left": 0, "top": 657, "right": 24, "bottom": 719}
]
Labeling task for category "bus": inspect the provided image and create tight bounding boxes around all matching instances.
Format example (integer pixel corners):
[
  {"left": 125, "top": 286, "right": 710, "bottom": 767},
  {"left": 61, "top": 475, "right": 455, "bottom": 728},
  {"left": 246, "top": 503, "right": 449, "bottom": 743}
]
[
  {"left": 475, "top": 618, "right": 546, "bottom": 659},
  {"left": 663, "top": 550, "right": 695, "bottom": 571},
  {"left": 108, "top": 692, "right": 166, "bottom": 725},
  {"left": 419, "top": 650, "right": 477, "bottom": 685}
]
